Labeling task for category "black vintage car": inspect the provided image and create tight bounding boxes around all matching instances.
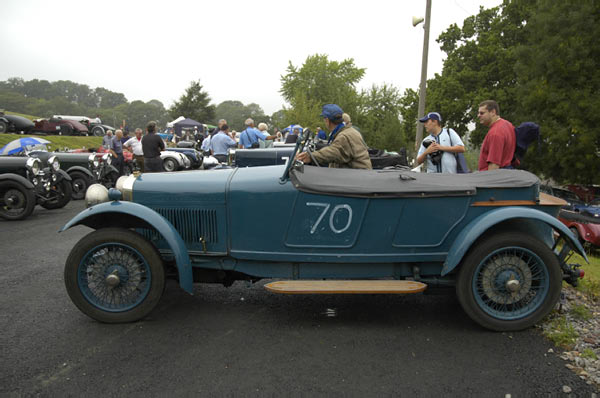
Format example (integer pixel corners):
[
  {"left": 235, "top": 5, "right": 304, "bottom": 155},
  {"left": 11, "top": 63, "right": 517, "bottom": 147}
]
[
  {"left": 0, "top": 114, "right": 35, "bottom": 134},
  {"left": 0, "top": 155, "right": 72, "bottom": 220},
  {"left": 165, "top": 146, "right": 203, "bottom": 169}
]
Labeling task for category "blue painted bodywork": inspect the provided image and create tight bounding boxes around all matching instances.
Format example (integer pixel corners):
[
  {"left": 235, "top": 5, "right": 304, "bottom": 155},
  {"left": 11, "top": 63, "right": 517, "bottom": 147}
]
[{"left": 61, "top": 163, "right": 588, "bottom": 291}]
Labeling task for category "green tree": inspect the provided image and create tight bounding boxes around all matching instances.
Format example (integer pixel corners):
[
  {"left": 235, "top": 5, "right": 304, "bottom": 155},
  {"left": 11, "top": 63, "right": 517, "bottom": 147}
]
[
  {"left": 355, "top": 83, "right": 405, "bottom": 152},
  {"left": 426, "top": 1, "right": 534, "bottom": 145},
  {"left": 280, "top": 54, "right": 364, "bottom": 124},
  {"left": 513, "top": 0, "right": 600, "bottom": 184},
  {"left": 95, "top": 87, "right": 127, "bottom": 109},
  {"left": 169, "top": 80, "right": 215, "bottom": 123}
]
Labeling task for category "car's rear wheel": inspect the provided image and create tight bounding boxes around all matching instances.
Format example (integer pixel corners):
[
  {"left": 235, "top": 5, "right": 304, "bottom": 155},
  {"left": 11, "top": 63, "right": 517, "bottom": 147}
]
[
  {"left": 0, "top": 121, "right": 8, "bottom": 133},
  {"left": 64, "top": 228, "right": 165, "bottom": 323},
  {"left": 456, "top": 231, "right": 561, "bottom": 331},
  {"left": 163, "top": 158, "right": 177, "bottom": 172},
  {"left": 40, "top": 179, "right": 72, "bottom": 209},
  {"left": 70, "top": 171, "right": 91, "bottom": 200},
  {"left": 0, "top": 181, "right": 36, "bottom": 220}
]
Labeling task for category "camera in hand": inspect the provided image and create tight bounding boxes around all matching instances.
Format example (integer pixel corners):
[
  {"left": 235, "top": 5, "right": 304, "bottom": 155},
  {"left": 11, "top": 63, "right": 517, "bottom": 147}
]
[{"left": 423, "top": 139, "right": 443, "bottom": 165}]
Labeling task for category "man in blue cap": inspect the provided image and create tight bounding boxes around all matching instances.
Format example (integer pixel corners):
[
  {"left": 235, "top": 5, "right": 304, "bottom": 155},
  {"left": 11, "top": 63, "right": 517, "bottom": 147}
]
[
  {"left": 295, "top": 104, "right": 371, "bottom": 169},
  {"left": 416, "top": 111, "right": 465, "bottom": 173}
]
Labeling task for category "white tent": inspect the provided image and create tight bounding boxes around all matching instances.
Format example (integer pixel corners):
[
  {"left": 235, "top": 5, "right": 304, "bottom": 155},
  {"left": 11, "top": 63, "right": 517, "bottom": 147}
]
[{"left": 166, "top": 116, "right": 185, "bottom": 128}]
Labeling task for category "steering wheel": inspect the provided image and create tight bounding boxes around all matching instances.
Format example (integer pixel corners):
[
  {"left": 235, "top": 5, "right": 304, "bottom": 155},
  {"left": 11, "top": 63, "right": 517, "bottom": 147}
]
[{"left": 299, "top": 129, "right": 321, "bottom": 167}]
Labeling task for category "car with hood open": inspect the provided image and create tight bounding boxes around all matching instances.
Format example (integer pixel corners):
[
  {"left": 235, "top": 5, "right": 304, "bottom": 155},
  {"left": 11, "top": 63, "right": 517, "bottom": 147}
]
[{"left": 60, "top": 129, "right": 588, "bottom": 331}]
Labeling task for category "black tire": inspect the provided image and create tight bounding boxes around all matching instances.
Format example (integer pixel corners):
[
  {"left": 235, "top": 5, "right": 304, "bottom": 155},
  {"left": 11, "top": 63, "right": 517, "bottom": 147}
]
[
  {"left": 456, "top": 231, "right": 562, "bottom": 331},
  {"left": 69, "top": 171, "right": 91, "bottom": 200},
  {"left": 0, "top": 180, "right": 36, "bottom": 220},
  {"left": 0, "top": 120, "right": 8, "bottom": 133},
  {"left": 102, "top": 171, "right": 120, "bottom": 188},
  {"left": 163, "top": 158, "right": 177, "bottom": 172},
  {"left": 40, "top": 179, "right": 72, "bottom": 209},
  {"left": 60, "top": 124, "right": 73, "bottom": 136},
  {"left": 91, "top": 126, "right": 104, "bottom": 137},
  {"left": 64, "top": 228, "right": 165, "bottom": 323}
]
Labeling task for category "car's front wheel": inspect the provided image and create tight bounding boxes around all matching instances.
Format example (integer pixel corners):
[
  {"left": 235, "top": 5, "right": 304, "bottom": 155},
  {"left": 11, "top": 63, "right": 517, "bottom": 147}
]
[
  {"left": 91, "top": 126, "right": 104, "bottom": 136},
  {"left": 456, "top": 231, "right": 562, "bottom": 331},
  {"left": 70, "top": 171, "right": 91, "bottom": 200},
  {"left": 0, "top": 180, "right": 36, "bottom": 220},
  {"left": 40, "top": 179, "right": 72, "bottom": 209},
  {"left": 64, "top": 228, "right": 165, "bottom": 323}
]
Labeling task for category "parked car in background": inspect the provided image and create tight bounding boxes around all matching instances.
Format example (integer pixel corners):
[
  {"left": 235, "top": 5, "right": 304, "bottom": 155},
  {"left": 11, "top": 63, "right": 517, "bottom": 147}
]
[
  {"left": 0, "top": 154, "right": 72, "bottom": 220},
  {"left": 52, "top": 115, "right": 115, "bottom": 137},
  {"left": 165, "top": 146, "right": 203, "bottom": 169},
  {"left": 559, "top": 209, "right": 600, "bottom": 247},
  {"left": 0, "top": 113, "right": 35, "bottom": 133},
  {"left": 60, "top": 130, "right": 587, "bottom": 331},
  {"left": 161, "top": 151, "right": 190, "bottom": 171},
  {"left": 31, "top": 117, "right": 89, "bottom": 136}
]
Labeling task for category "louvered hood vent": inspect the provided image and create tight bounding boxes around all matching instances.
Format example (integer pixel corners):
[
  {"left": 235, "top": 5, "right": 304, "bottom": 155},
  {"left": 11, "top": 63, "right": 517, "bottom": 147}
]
[{"left": 142, "top": 208, "right": 218, "bottom": 243}]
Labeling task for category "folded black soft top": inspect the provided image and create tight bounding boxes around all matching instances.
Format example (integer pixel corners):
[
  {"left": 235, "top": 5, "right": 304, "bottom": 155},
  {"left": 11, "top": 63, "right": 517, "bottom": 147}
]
[{"left": 289, "top": 167, "right": 539, "bottom": 198}]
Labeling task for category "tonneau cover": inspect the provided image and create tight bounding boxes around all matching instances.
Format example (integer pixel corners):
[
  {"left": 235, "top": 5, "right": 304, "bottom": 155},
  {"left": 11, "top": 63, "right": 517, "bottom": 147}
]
[{"left": 289, "top": 167, "right": 539, "bottom": 198}]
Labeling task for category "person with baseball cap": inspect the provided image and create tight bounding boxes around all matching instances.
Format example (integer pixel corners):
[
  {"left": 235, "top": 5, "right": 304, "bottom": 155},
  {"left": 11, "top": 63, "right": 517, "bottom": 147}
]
[
  {"left": 416, "top": 112, "right": 465, "bottom": 173},
  {"left": 295, "top": 104, "right": 371, "bottom": 169}
]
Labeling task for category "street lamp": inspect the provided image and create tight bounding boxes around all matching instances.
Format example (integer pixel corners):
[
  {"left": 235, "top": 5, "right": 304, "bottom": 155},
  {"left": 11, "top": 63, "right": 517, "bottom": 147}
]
[{"left": 414, "top": 0, "right": 432, "bottom": 151}]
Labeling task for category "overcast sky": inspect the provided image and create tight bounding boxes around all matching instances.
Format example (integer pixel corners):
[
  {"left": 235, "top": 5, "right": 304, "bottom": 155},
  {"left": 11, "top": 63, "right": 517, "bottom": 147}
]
[{"left": 1, "top": 0, "right": 502, "bottom": 115}]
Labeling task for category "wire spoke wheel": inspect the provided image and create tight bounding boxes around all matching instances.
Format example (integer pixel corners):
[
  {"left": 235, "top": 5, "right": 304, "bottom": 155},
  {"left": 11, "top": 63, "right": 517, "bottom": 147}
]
[
  {"left": 474, "top": 247, "right": 548, "bottom": 320},
  {"left": 78, "top": 243, "right": 151, "bottom": 311},
  {"left": 457, "top": 232, "right": 561, "bottom": 331},
  {"left": 65, "top": 228, "right": 165, "bottom": 323},
  {"left": 3, "top": 188, "right": 27, "bottom": 216}
]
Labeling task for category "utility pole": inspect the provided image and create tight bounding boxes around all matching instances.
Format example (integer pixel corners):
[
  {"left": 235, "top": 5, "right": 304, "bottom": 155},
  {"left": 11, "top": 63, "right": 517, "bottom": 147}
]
[{"left": 415, "top": 0, "right": 432, "bottom": 151}]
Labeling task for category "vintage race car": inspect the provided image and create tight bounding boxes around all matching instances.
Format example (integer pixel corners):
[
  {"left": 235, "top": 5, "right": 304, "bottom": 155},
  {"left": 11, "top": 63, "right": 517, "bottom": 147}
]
[
  {"left": 61, "top": 131, "right": 587, "bottom": 331},
  {"left": 32, "top": 117, "right": 89, "bottom": 136}
]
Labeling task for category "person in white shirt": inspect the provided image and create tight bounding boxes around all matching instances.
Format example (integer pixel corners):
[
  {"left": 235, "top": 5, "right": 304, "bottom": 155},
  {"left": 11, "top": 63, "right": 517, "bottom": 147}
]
[{"left": 124, "top": 128, "right": 145, "bottom": 172}]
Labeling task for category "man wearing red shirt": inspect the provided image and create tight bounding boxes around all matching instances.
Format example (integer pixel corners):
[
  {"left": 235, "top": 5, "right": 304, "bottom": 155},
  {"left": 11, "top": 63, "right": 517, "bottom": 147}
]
[{"left": 477, "top": 100, "right": 515, "bottom": 171}]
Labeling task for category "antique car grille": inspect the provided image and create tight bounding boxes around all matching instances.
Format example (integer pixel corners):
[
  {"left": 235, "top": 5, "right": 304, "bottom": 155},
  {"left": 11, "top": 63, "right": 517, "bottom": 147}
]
[{"left": 140, "top": 208, "right": 218, "bottom": 243}]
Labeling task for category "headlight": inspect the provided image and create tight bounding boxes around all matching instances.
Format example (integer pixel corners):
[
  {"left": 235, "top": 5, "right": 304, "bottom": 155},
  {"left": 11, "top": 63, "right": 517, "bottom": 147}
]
[
  {"left": 88, "top": 154, "right": 100, "bottom": 168},
  {"left": 26, "top": 157, "right": 41, "bottom": 176},
  {"left": 102, "top": 153, "right": 112, "bottom": 165},
  {"left": 85, "top": 184, "right": 109, "bottom": 207},
  {"left": 48, "top": 155, "right": 60, "bottom": 171}
]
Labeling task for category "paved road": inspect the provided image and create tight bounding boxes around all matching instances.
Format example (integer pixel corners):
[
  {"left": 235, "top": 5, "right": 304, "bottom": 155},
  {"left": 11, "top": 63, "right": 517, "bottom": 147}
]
[{"left": 1, "top": 201, "right": 597, "bottom": 397}]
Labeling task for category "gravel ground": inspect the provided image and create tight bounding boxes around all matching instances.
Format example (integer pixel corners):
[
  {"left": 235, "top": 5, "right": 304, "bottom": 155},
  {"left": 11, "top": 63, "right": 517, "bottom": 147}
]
[{"left": 539, "top": 285, "right": 600, "bottom": 391}]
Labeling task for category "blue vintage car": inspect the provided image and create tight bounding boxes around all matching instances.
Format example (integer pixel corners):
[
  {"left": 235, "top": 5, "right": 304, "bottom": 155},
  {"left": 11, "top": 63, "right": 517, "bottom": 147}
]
[{"left": 61, "top": 132, "right": 587, "bottom": 331}]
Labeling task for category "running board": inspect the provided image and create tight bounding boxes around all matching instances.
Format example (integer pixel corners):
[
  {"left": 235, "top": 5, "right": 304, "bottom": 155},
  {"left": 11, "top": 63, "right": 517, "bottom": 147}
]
[{"left": 264, "top": 280, "right": 427, "bottom": 294}]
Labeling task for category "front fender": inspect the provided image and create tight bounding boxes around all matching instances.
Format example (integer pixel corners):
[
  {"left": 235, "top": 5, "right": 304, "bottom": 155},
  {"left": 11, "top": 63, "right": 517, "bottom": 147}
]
[
  {"left": 66, "top": 166, "right": 94, "bottom": 179},
  {"left": 60, "top": 201, "right": 193, "bottom": 293},
  {"left": 56, "top": 169, "right": 72, "bottom": 181},
  {"left": 442, "top": 207, "right": 588, "bottom": 276},
  {"left": 0, "top": 173, "right": 34, "bottom": 189}
]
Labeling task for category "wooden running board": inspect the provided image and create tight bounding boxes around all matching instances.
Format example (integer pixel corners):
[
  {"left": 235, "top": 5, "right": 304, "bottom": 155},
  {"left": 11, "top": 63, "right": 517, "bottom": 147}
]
[{"left": 264, "top": 280, "right": 427, "bottom": 294}]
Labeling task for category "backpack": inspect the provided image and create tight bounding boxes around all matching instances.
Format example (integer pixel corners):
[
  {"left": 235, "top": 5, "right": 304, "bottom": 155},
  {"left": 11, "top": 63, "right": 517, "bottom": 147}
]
[{"left": 512, "top": 122, "right": 540, "bottom": 166}]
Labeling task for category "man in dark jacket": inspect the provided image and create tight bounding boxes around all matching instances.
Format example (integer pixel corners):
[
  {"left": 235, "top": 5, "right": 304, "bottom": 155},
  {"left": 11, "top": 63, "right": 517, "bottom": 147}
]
[{"left": 142, "top": 121, "right": 165, "bottom": 172}]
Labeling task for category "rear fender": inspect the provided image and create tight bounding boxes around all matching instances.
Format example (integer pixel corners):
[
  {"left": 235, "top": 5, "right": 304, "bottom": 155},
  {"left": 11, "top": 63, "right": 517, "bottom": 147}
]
[
  {"left": 60, "top": 201, "right": 193, "bottom": 293},
  {"left": 442, "top": 207, "right": 588, "bottom": 276},
  {"left": 0, "top": 173, "right": 35, "bottom": 189}
]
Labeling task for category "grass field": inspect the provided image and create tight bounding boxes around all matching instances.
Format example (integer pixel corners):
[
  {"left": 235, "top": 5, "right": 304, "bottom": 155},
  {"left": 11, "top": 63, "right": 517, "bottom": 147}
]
[
  {"left": 572, "top": 249, "right": 600, "bottom": 299},
  {"left": 0, "top": 133, "right": 103, "bottom": 151}
]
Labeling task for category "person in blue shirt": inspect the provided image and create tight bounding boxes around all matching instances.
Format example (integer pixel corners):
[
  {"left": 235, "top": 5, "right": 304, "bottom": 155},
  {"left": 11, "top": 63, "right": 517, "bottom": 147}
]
[
  {"left": 238, "top": 118, "right": 277, "bottom": 149},
  {"left": 209, "top": 124, "right": 237, "bottom": 163},
  {"left": 316, "top": 127, "right": 327, "bottom": 141}
]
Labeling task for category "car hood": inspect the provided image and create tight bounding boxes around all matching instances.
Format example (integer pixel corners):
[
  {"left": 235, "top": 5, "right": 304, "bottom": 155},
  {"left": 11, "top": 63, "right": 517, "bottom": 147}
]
[{"left": 132, "top": 168, "right": 236, "bottom": 205}]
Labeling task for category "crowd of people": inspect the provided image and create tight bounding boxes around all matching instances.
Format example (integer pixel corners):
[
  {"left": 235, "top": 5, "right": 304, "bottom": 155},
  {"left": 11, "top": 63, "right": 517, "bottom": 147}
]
[{"left": 99, "top": 99, "right": 515, "bottom": 176}]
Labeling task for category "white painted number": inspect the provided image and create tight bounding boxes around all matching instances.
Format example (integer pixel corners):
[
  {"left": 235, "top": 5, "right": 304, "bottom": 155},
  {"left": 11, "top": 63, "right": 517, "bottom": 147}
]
[{"left": 306, "top": 202, "right": 353, "bottom": 234}]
